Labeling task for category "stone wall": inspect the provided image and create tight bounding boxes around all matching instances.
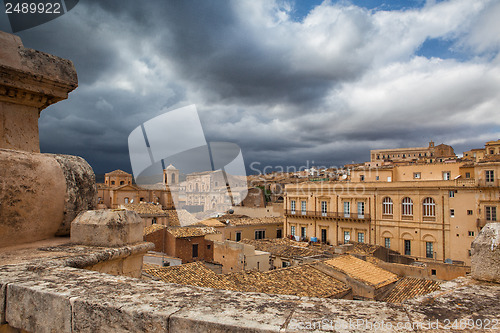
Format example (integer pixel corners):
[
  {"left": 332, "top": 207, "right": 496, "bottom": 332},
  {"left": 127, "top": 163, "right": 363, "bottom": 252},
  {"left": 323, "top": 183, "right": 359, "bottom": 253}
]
[{"left": 2, "top": 253, "right": 500, "bottom": 332}]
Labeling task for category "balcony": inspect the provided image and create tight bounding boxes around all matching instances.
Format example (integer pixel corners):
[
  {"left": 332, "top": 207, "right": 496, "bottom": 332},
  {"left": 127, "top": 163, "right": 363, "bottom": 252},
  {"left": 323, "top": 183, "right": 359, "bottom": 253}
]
[{"left": 284, "top": 210, "right": 370, "bottom": 221}]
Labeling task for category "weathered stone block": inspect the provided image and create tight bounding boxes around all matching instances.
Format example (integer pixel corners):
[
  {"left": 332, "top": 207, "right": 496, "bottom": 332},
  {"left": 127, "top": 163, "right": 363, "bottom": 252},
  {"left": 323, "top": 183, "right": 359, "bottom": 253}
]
[
  {"left": 6, "top": 283, "right": 72, "bottom": 333},
  {"left": 71, "top": 210, "right": 143, "bottom": 247},
  {"left": 471, "top": 222, "right": 500, "bottom": 283}
]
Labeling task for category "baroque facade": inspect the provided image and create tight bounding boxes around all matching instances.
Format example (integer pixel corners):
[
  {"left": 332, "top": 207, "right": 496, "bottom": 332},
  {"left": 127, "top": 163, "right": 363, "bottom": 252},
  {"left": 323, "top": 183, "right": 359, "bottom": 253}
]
[{"left": 285, "top": 141, "right": 500, "bottom": 265}]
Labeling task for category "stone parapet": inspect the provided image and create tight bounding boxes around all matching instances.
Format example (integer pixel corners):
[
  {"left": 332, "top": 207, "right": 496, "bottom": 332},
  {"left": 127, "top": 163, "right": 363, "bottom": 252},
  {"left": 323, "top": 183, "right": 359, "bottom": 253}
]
[{"left": 1, "top": 245, "right": 500, "bottom": 332}]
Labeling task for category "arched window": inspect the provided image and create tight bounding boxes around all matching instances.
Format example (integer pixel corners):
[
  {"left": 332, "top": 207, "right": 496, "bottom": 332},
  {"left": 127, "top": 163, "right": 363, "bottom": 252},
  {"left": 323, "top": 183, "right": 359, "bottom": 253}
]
[
  {"left": 120, "top": 181, "right": 124, "bottom": 185},
  {"left": 423, "top": 197, "right": 436, "bottom": 217},
  {"left": 124, "top": 197, "right": 129, "bottom": 204},
  {"left": 382, "top": 197, "right": 393, "bottom": 215},
  {"left": 402, "top": 197, "right": 413, "bottom": 216},
  {"left": 171, "top": 173, "right": 176, "bottom": 184}
]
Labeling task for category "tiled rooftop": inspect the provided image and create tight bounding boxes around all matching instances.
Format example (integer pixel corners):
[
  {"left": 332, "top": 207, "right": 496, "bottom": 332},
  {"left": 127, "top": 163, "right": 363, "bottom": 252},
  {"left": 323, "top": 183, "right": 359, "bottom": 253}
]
[
  {"left": 200, "top": 219, "right": 227, "bottom": 228},
  {"left": 226, "top": 264, "right": 350, "bottom": 298},
  {"left": 122, "top": 202, "right": 166, "bottom": 215},
  {"left": 217, "top": 215, "right": 284, "bottom": 226},
  {"left": 105, "top": 169, "right": 131, "bottom": 176},
  {"left": 146, "top": 262, "right": 350, "bottom": 298},
  {"left": 345, "top": 242, "right": 383, "bottom": 255},
  {"left": 383, "top": 277, "right": 441, "bottom": 303},
  {"left": 240, "top": 238, "right": 324, "bottom": 258},
  {"left": 143, "top": 224, "right": 167, "bottom": 236},
  {"left": 145, "top": 261, "right": 238, "bottom": 290},
  {"left": 167, "top": 226, "right": 220, "bottom": 238},
  {"left": 173, "top": 209, "right": 200, "bottom": 226},
  {"left": 324, "top": 255, "right": 399, "bottom": 288}
]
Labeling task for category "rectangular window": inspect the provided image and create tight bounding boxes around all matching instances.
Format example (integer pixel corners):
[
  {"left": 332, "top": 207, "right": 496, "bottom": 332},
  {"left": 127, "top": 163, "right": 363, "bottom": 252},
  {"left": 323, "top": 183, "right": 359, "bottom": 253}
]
[
  {"left": 413, "top": 172, "right": 421, "bottom": 179},
  {"left": 385, "top": 238, "right": 391, "bottom": 249},
  {"left": 276, "top": 229, "right": 282, "bottom": 238},
  {"left": 321, "top": 229, "right": 327, "bottom": 243},
  {"left": 344, "top": 201, "right": 350, "bottom": 217},
  {"left": 255, "top": 230, "right": 266, "bottom": 240},
  {"left": 343, "top": 231, "right": 350, "bottom": 244},
  {"left": 290, "top": 200, "right": 296, "bottom": 214},
  {"left": 290, "top": 226, "right": 296, "bottom": 236},
  {"left": 426, "top": 242, "right": 433, "bottom": 259},
  {"left": 321, "top": 201, "right": 327, "bottom": 217},
  {"left": 301, "top": 200, "right": 307, "bottom": 215},
  {"left": 450, "top": 209, "right": 455, "bottom": 217},
  {"left": 404, "top": 240, "right": 411, "bottom": 256},
  {"left": 235, "top": 231, "right": 241, "bottom": 242},
  {"left": 192, "top": 244, "right": 198, "bottom": 258},
  {"left": 449, "top": 190, "right": 455, "bottom": 198},
  {"left": 486, "top": 206, "right": 497, "bottom": 221},
  {"left": 357, "top": 202, "right": 365, "bottom": 218},
  {"left": 465, "top": 172, "right": 471, "bottom": 179},
  {"left": 301, "top": 227, "right": 306, "bottom": 238},
  {"left": 486, "top": 170, "right": 494, "bottom": 183},
  {"left": 468, "top": 231, "right": 475, "bottom": 237},
  {"left": 467, "top": 210, "right": 473, "bottom": 215},
  {"left": 357, "top": 232, "right": 365, "bottom": 243},
  {"left": 360, "top": 175, "right": 365, "bottom": 181},
  {"left": 376, "top": 176, "right": 380, "bottom": 180},
  {"left": 443, "top": 172, "right": 451, "bottom": 180}
]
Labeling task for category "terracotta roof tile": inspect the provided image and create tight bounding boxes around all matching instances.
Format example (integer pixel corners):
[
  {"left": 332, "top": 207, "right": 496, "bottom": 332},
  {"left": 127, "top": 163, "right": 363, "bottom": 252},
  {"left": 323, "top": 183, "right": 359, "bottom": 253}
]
[
  {"left": 145, "top": 262, "right": 238, "bottom": 290},
  {"left": 240, "top": 238, "right": 323, "bottom": 258},
  {"left": 145, "top": 262, "right": 350, "bottom": 298},
  {"left": 218, "top": 216, "right": 283, "bottom": 226},
  {"left": 226, "top": 264, "right": 350, "bottom": 298},
  {"left": 143, "top": 224, "right": 167, "bottom": 236},
  {"left": 167, "top": 226, "right": 220, "bottom": 238},
  {"left": 105, "top": 169, "right": 131, "bottom": 176},
  {"left": 324, "top": 255, "right": 399, "bottom": 288},
  {"left": 122, "top": 203, "right": 165, "bottom": 215},
  {"left": 383, "top": 277, "right": 441, "bottom": 303}
]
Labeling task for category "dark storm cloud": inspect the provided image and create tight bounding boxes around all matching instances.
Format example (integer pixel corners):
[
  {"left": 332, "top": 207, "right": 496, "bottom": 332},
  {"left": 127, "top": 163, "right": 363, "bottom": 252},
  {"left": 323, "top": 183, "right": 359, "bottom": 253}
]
[{"left": 1, "top": 0, "right": 499, "bottom": 175}]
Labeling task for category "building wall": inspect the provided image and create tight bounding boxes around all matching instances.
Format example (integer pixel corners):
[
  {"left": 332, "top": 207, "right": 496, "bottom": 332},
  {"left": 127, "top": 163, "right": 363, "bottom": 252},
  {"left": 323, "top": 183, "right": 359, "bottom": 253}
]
[
  {"left": 104, "top": 172, "right": 132, "bottom": 187},
  {"left": 223, "top": 223, "right": 283, "bottom": 241},
  {"left": 285, "top": 162, "right": 500, "bottom": 265},
  {"left": 213, "top": 240, "right": 270, "bottom": 273},
  {"left": 231, "top": 203, "right": 283, "bottom": 218},
  {"left": 97, "top": 187, "right": 174, "bottom": 209},
  {"left": 171, "top": 236, "right": 214, "bottom": 264},
  {"left": 144, "top": 229, "right": 168, "bottom": 253}
]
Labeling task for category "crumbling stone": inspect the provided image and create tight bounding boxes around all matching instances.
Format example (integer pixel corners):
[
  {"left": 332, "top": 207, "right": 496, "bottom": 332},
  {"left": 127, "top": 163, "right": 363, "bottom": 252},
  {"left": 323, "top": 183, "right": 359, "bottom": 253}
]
[
  {"left": 51, "top": 154, "right": 97, "bottom": 236},
  {"left": 71, "top": 210, "right": 143, "bottom": 247},
  {"left": 471, "top": 222, "right": 500, "bottom": 283}
]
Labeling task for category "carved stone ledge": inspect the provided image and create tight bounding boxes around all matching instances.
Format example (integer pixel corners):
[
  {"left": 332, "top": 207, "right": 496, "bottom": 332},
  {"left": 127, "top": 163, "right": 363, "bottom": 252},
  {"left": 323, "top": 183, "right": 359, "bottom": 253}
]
[{"left": 0, "top": 30, "right": 78, "bottom": 152}]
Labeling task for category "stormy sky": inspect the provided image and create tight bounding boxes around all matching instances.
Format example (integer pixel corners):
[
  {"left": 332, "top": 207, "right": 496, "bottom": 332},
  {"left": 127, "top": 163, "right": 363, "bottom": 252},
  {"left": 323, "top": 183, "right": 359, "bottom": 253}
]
[{"left": 1, "top": 0, "right": 499, "bottom": 175}]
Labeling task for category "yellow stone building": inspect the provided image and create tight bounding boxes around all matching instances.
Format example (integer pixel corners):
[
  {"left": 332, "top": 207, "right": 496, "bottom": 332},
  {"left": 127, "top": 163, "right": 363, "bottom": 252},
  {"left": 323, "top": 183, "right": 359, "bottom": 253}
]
[
  {"left": 285, "top": 141, "right": 500, "bottom": 265},
  {"left": 370, "top": 140, "right": 455, "bottom": 165}
]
